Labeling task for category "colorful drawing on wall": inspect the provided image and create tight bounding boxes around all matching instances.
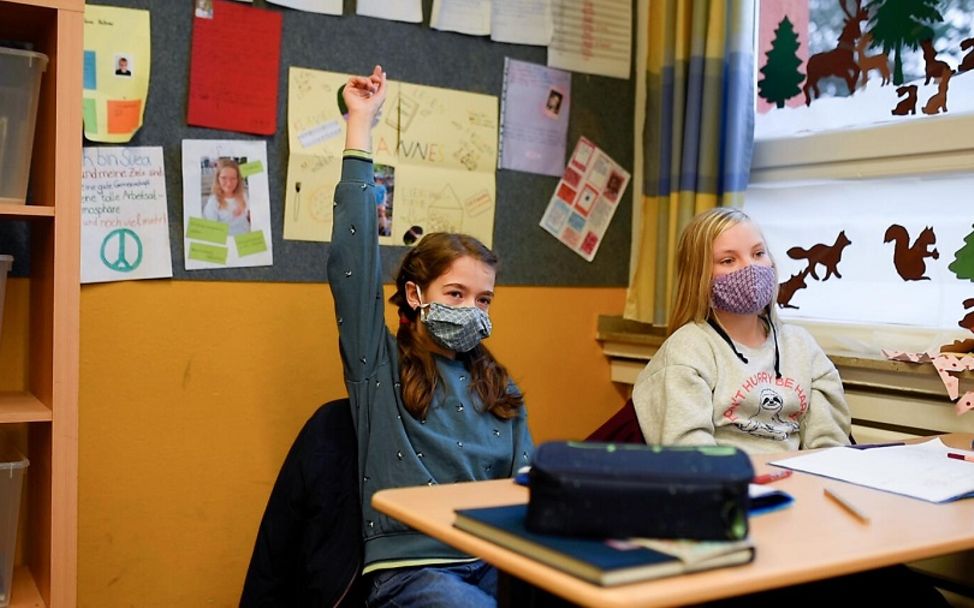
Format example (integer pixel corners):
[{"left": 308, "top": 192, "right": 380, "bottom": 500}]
[
  {"left": 948, "top": 225, "right": 974, "bottom": 281},
  {"left": 284, "top": 68, "right": 499, "bottom": 246},
  {"left": 884, "top": 224, "right": 939, "bottom": 281},
  {"left": 786, "top": 231, "right": 852, "bottom": 281},
  {"left": 803, "top": 0, "right": 868, "bottom": 105},
  {"left": 777, "top": 269, "right": 810, "bottom": 309},
  {"left": 759, "top": 16, "right": 805, "bottom": 109},
  {"left": 891, "top": 84, "right": 919, "bottom": 115},
  {"left": 855, "top": 32, "right": 891, "bottom": 88}
]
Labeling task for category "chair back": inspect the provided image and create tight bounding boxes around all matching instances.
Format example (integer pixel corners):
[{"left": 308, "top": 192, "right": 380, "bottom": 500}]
[
  {"left": 241, "top": 399, "right": 364, "bottom": 607},
  {"left": 585, "top": 398, "right": 646, "bottom": 444}
]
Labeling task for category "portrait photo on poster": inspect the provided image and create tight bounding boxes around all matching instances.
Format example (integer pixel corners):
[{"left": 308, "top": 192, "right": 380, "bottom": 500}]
[
  {"left": 544, "top": 87, "right": 565, "bottom": 118},
  {"left": 114, "top": 54, "right": 132, "bottom": 77},
  {"left": 181, "top": 139, "right": 273, "bottom": 270},
  {"left": 200, "top": 156, "right": 252, "bottom": 237}
]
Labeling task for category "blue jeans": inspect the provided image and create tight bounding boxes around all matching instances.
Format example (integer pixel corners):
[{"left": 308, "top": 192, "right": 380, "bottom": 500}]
[{"left": 366, "top": 561, "right": 498, "bottom": 608}]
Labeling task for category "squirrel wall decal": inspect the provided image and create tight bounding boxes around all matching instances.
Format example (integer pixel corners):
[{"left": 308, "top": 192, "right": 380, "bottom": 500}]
[{"left": 883, "top": 224, "right": 939, "bottom": 281}]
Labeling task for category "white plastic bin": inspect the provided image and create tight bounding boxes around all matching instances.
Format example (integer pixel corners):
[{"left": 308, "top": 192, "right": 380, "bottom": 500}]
[
  {"left": 0, "top": 255, "right": 10, "bottom": 346},
  {"left": 0, "top": 46, "right": 49, "bottom": 205},
  {"left": 0, "top": 446, "right": 28, "bottom": 608}
]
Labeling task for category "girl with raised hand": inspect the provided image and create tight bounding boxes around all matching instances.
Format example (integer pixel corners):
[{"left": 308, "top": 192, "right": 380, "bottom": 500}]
[{"left": 327, "top": 65, "right": 533, "bottom": 608}]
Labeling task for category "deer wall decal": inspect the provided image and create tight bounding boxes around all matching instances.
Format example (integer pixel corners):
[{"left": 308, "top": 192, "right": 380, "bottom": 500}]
[{"left": 803, "top": 0, "right": 869, "bottom": 106}]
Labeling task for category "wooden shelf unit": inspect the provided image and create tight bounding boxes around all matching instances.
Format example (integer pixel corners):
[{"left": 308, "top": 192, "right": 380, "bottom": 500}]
[{"left": 0, "top": 0, "right": 82, "bottom": 606}]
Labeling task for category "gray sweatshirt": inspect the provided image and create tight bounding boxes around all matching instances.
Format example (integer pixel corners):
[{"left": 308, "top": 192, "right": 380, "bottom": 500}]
[{"left": 632, "top": 320, "right": 850, "bottom": 454}]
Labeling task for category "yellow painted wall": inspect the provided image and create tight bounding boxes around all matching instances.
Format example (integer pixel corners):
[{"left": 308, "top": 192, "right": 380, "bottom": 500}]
[{"left": 73, "top": 280, "right": 626, "bottom": 606}]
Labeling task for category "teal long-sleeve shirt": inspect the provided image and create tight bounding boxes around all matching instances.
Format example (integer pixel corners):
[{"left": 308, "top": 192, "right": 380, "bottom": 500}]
[{"left": 326, "top": 154, "right": 533, "bottom": 573}]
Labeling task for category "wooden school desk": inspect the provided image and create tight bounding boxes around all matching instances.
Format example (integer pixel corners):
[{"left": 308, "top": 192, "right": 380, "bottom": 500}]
[{"left": 372, "top": 434, "right": 974, "bottom": 608}]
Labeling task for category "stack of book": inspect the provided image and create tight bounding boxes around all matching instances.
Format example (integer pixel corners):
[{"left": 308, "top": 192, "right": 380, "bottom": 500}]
[{"left": 454, "top": 504, "right": 755, "bottom": 587}]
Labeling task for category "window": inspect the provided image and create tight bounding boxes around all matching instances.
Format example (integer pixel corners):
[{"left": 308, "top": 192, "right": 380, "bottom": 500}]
[{"left": 746, "top": 0, "right": 974, "bottom": 356}]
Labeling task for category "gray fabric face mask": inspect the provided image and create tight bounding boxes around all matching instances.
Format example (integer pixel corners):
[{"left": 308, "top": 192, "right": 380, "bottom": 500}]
[{"left": 417, "top": 289, "right": 492, "bottom": 353}]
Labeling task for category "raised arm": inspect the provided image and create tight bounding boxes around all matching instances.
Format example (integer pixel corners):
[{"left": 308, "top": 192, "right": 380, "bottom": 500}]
[{"left": 326, "top": 66, "right": 390, "bottom": 383}]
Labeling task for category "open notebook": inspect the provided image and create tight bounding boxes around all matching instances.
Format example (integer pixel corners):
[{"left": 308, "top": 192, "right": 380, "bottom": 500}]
[{"left": 770, "top": 438, "right": 974, "bottom": 503}]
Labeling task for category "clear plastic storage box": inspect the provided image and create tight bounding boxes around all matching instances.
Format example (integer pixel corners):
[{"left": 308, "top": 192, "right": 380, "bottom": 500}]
[
  {"left": 0, "top": 446, "right": 28, "bottom": 608},
  {"left": 0, "top": 46, "right": 49, "bottom": 205}
]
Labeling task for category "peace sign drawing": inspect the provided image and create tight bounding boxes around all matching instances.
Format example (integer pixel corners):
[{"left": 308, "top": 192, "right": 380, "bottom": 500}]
[{"left": 100, "top": 228, "right": 143, "bottom": 273}]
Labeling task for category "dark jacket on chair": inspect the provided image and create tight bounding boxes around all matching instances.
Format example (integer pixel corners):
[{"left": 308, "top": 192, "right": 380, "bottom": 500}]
[{"left": 240, "top": 399, "right": 363, "bottom": 607}]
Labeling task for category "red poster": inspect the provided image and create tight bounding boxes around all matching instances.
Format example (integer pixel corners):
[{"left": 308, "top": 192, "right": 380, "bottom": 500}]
[{"left": 187, "top": 0, "right": 282, "bottom": 135}]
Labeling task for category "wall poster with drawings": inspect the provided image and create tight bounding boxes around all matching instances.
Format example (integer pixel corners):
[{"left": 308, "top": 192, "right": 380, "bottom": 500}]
[{"left": 284, "top": 67, "right": 499, "bottom": 247}]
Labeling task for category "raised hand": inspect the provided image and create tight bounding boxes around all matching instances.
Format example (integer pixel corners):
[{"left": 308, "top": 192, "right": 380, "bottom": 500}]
[{"left": 343, "top": 65, "right": 387, "bottom": 152}]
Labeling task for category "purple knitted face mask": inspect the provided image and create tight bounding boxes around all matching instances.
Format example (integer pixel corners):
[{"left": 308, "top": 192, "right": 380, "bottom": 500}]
[{"left": 711, "top": 264, "right": 776, "bottom": 315}]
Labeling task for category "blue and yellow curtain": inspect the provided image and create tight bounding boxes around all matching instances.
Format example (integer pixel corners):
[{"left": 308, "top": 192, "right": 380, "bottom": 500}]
[{"left": 625, "top": 0, "right": 756, "bottom": 326}]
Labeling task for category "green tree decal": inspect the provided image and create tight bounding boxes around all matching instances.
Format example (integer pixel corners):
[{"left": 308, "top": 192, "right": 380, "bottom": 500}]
[
  {"left": 866, "top": 0, "right": 944, "bottom": 85},
  {"left": 949, "top": 225, "right": 974, "bottom": 281},
  {"left": 759, "top": 16, "right": 805, "bottom": 108}
]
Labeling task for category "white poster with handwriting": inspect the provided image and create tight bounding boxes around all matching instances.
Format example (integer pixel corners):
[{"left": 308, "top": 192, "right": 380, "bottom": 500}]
[{"left": 81, "top": 146, "right": 173, "bottom": 283}]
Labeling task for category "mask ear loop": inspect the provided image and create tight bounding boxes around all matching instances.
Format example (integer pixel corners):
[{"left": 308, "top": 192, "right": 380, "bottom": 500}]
[{"left": 414, "top": 286, "right": 429, "bottom": 321}]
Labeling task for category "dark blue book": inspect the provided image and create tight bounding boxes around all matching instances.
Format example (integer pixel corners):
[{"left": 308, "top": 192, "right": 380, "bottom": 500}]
[{"left": 453, "top": 504, "right": 754, "bottom": 586}]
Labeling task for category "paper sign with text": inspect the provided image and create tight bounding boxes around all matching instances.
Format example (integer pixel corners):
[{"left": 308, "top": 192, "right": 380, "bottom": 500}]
[{"left": 81, "top": 146, "right": 173, "bottom": 283}]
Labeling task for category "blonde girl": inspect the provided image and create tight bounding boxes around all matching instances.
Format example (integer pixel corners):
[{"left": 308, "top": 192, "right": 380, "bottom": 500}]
[{"left": 632, "top": 207, "right": 850, "bottom": 453}]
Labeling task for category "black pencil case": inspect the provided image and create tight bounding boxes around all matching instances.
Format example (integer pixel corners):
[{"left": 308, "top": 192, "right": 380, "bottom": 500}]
[{"left": 527, "top": 441, "right": 754, "bottom": 541}]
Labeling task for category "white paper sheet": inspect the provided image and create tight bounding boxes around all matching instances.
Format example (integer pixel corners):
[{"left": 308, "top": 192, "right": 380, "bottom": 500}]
[
  {"left": 81, "top": 146, "right": 173, "bottom": 283},
  {"left": 491, "top": 0, "right": 552, "bottom": 45},
  {"left": 499, "top": 58, "right": 570, "bottom": 176},
  {"left": 771, "top": 438, "right": 974, "bottom": 503},
  {"left": 267, "top": 0, "right": 342, "bottom": 15},
  {"left": 547, "top": 0, "right": 631, "bottom": 79},
  {"left": 357, "top": 0, "right": 423, "bottom": 23},
  {"left": 431, "top": 0, "right": 492, "bottom": 36},
  {"left": 181, "top": 139, "right": 274, "bottom": 270}
]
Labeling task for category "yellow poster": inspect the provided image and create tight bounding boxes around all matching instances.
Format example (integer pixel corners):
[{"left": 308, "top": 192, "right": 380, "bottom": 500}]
[
  {"left": 393, "top": 165, "right": 496, "bottom": 247},
  {"left": 284, "top": 67, "right": 498, "bottom": 246},
  {"left": 82, "top": 5, "right": 150, "bottom": 143}
]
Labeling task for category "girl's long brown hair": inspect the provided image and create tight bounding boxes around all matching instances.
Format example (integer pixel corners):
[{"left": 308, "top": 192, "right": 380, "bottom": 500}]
[{"left": 389, "top": 233, "right": 524, "bottom": 420}]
